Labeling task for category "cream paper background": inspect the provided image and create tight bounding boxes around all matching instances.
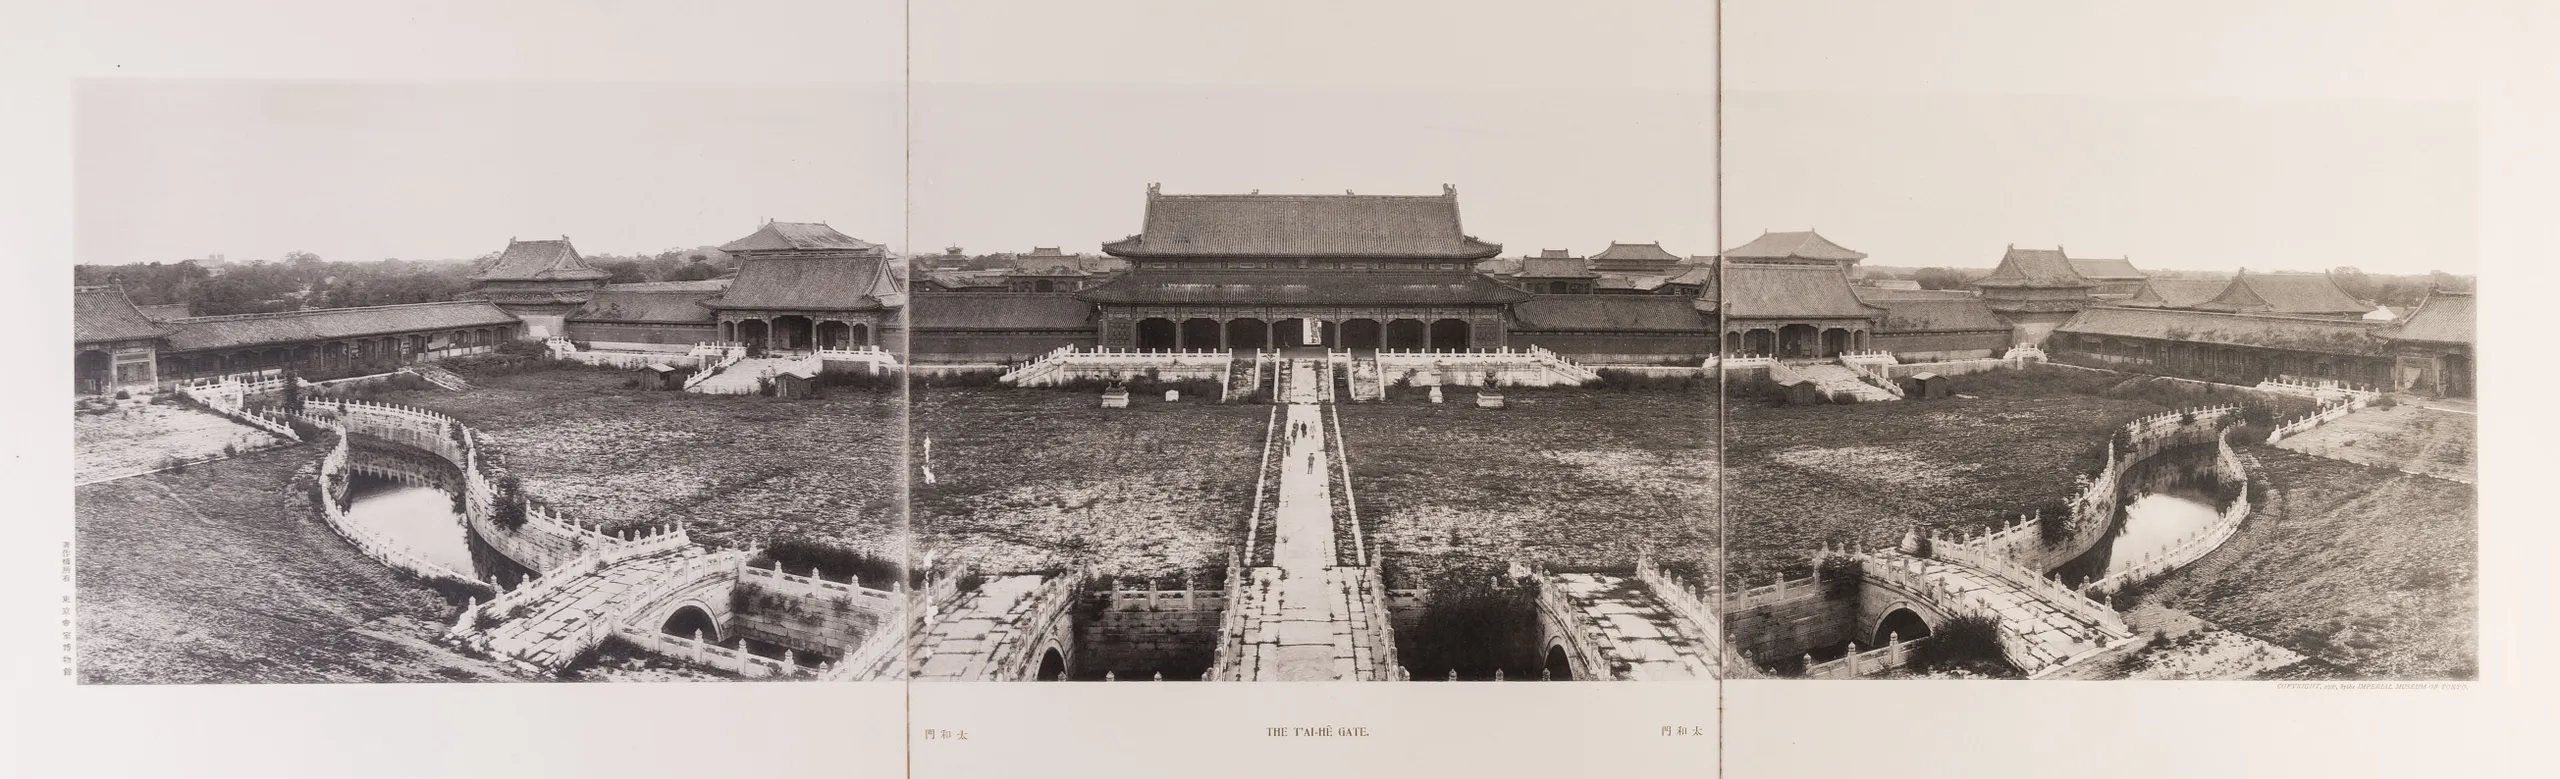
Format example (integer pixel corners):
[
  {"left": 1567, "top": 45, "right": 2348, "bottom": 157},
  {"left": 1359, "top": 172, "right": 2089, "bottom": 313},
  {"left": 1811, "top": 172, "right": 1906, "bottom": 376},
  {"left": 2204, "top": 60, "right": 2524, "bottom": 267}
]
[{"left": 3, "top": 1, "right": 2551, "bottom": 777}]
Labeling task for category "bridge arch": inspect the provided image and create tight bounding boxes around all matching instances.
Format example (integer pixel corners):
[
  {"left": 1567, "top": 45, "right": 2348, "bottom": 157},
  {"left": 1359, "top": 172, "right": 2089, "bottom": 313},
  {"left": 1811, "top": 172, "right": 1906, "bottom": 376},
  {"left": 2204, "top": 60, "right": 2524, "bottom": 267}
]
[
  {"left": 1037, "top": 647, "right": 1067, "bottom": 681},
  {"left": 1543, "top": 644, "right": 1575, "bottom": 681},
  {"left": 661, "top": 602, "right": 722, "bottom": 643},
  {"left": 1874, "top": 605, "right": 1933, "bottom": 648}
]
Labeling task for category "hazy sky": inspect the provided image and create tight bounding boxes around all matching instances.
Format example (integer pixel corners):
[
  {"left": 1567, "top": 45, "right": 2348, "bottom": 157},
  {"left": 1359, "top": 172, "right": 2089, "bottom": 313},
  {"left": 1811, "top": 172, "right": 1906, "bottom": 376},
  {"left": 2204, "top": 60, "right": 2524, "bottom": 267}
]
[
  {"left": 77, "top": 81, "right": 903, "bottom": 265},
  {"left": 1724, "top": 91, "right": 2475, "bottom": 274},
  {"left": 910, "top": 83, "right": 1714, "bottom": 257},
  {"left": 1724, "top": 0, "right": 2481, "bottom": 275}
]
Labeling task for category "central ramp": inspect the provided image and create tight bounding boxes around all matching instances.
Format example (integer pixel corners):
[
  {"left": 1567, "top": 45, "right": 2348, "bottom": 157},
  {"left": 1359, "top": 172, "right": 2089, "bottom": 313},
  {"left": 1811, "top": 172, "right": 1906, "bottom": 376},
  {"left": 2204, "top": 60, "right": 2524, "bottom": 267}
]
[{"left": 1212, "top": 359, "right": 1398, "bottom": 681}]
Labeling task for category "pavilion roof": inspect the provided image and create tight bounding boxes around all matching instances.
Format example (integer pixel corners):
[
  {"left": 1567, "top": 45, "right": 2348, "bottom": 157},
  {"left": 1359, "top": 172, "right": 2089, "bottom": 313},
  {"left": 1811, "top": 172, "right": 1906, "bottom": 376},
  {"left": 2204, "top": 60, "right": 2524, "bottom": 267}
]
[
  {"left": 74, "top": 286, "right": 174, "bottom": 343},
  {"left": 2191, "top": 272, "right": 2370, "bottom": 316},
  {"left": 1722, "top": 230, "right": 1867, "bottom": 263},
  {"left": 2379, "top": 290, "right": 2474, "bottom": 346},
  {"left": 1974, "top": 246, "right": 2096, "bottom": 288},
  {"left": 718, "top": 221, "right": 883, "bottom": 254},
  {"left": 706, "top": 253, "right": 902, "bottom": 311},
  {"left": 1701, "top": 262, "right": 1887, "bottom": 319},
  {"left": 472, "top": 238, "right": 610, "bottom": 282},
  {"left": 2120, "top": 278, "right": 2229, "bottom": 309}
]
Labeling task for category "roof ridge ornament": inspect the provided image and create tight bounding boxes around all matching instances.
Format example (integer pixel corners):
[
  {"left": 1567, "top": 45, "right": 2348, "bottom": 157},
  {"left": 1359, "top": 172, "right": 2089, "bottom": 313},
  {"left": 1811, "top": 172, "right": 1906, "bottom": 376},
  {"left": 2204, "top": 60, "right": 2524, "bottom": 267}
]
[
  {"left": 1147, "top": 182, "right": 1160, "bottom": 196},
  {"left": 1443, "top": 183, "right": 1455, "bottom": 196}
]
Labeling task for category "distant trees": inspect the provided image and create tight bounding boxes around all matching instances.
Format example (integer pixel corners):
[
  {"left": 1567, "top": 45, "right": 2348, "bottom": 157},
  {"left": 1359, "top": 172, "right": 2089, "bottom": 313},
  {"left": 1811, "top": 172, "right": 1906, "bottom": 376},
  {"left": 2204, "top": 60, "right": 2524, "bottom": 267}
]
[
  {"left": 1912, "top": 267, "right": 1974, "bottom": 290},
  {"left": 77, "top": 245, "right": 739, "bottom": 316}
]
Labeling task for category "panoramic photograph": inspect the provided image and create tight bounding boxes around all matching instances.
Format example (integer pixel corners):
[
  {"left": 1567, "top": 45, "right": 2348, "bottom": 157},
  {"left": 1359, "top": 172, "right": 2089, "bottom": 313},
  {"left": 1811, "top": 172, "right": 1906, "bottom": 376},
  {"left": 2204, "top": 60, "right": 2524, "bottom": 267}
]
[
  {"left": 1711, "top": 84, "right": 2478, "bottom": 679},
  {"left": 69, "top": 81, "right": 913, "bottom": 683},
  {"left": 900, "top": 82, "right": 1724, "bottom": 682}
]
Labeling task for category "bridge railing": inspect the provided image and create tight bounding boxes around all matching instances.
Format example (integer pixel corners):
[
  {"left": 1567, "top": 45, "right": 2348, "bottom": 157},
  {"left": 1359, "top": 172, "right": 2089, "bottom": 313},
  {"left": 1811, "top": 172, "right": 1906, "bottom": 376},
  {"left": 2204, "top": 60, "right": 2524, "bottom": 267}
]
[
  {"left": 310, "top": 425, "right": 490, "bottom": 596},
  {"left": 2082, "top": 430, "right": 2255, "bottom": 597},
  {"left": 1803, "top": 634, "right": 1925, "bottom": 680}
]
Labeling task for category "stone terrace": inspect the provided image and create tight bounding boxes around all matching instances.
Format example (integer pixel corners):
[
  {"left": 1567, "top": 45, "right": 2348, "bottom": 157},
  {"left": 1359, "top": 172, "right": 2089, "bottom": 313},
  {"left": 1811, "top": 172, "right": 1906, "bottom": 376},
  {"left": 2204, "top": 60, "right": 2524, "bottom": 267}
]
[{"left": 2271, "top": 404, "right": 2475, "bottom": 483}]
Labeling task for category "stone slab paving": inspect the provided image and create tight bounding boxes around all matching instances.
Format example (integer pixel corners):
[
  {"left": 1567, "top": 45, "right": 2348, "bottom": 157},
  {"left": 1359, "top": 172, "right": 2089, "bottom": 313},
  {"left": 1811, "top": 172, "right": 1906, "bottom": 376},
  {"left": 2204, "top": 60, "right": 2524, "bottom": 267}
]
[
  {"left": 1871, "top": 551, "right": 2105, "bottom": 671},
  {"left": 913, "top": 574, "right": 1044, "bottom": 680},
  {"left": 688, "top": 356, "right": 804, "bottom": 395},
  {"left": 1224, "top": 360, "right": 1391, "bottom": 681},
  {"left": 1793, "top": 362, "right": 1898, "bottom": 403},
  {"left": 1550, "top": 574, "right": 1716, "bottom": 680},
  {"left": 483, "top": 551, "right": 691, "bottom": 664}
]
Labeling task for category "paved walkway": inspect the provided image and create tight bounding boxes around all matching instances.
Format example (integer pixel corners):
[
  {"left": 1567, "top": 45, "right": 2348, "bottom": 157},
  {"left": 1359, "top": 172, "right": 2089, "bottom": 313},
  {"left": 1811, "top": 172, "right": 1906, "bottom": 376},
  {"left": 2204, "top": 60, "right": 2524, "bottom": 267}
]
[
  {"left": 1224, "top": 359, "right": 1391, "bottom": 681},
  {"left": 1869, "top": 551, "right": 2113, "bottom": 672},
  {"left": 911, "top": 575, "right": 1049, "bottom": 680}
]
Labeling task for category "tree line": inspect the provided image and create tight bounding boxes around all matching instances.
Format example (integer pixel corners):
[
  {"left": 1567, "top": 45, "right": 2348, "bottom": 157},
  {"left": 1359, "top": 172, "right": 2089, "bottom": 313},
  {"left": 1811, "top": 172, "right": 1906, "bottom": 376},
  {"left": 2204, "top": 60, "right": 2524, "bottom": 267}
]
[{"left": 75, "top": 247, "right": 743, "bottom": 317}]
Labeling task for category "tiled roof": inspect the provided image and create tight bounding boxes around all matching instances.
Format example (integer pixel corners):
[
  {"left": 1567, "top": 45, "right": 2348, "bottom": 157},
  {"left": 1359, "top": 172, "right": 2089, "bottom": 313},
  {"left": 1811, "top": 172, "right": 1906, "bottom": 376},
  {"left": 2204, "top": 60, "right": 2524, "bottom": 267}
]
[
  {"left": 472, "top": 238, "right": 610, "bottom": 282},
  {"left": 1874, "top": 298, "right": 2009, "bottom": 333},
  {"left": 2120, "top": 278, "right": 2229, "bottom": 309},
  {"left": 1853, "top": 287, "right": 1982, "bottom": 301},
  {"left": 2192, "top": 272, "right": 2369, "bottom": 316},
  {"left": 718, "top": 221, "right": 883, "bottom": 253},
  {"left": 74, "top": 286, "right": 174, "bottom": 343},
  {"left": 1534, "top": 249, "right": 1577, "bottom": 259},
  {"left": 1703, "top": 262, "right": 1888, "bottom": 319},
  {"left": 568, "top": 289, "right": 720, "bottom": 323},
  {"left": 1101, "top": 188, "right": 1502, "bottom": 259},
  {"left": 135, "top": 302, "right": 193, "bottom": 321},
  {"left": 1022, "top": 247, "right": 1071, "bottom": 258},
  {"left": 1974, "top": 247, "right": 2096, "bottom": 288},
  {"left": 2067, "top": 258, "right": 2145, "bottom": 280},
  {"left": 921, "top": 271, "right": 1010, "bottom": 291},
  {"left": 1588, "top": 242, "right": 1682, "bottom": 269},
  {"left": 2379, "top": 290, "right": 2473, "bottom": 345},
  {"left": 1076, "top": 270, "right": 1531, "bottom": 305},
  {"left": 597, "top": 279, "right": 731, "bottom": 293},
  {"left": 2056, "top": 306, "right": 2388, "bottom": 355},
  {"left": 1517, "top": 256, "right": 1596, "bottom": 278},
  {"left": 1664, "top": 266, "right": 1715, "bottom": 287},
  {"left": 163, "top": 301, "right": 519, "bottom": 352},
  {"left": 910, "top": 293, "right": 1098, "bottom": 330},
  {"left": 707, "top": 254, "right": 901, "bottom": 311},
  {"left": 1511, "top": 296, "right": 1707, "bottom": 331},
  {"left": 1722, "top": 230, "right": 1867, "bottom": 262}
]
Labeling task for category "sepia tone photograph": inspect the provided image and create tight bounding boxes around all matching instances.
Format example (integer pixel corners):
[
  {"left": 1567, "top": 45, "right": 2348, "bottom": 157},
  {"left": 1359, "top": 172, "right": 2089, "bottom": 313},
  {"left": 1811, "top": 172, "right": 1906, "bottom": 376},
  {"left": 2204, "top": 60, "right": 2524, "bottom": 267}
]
[
  {"left": 68, "top": 80, "right": 913, "bottom": 683},
  {"left": 1712, "top": 64, "right": 2479, "bottom": 678},
  {"left": 902, "top": 82, "right": 1723, "bottom": 682}
]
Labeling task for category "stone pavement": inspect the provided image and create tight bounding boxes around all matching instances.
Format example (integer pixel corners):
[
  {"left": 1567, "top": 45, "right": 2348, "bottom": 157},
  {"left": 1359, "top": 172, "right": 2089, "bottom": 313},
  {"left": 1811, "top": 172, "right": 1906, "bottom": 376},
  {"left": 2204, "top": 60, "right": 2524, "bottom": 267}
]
[
  {"left": 687, "top": 356, "right": 805, "bottom": 395},
  {"left": 1547, "top": 574, "right": 1717, "bottom": 680},
  {"left": 1869, "top": 550, "right": 2115, "bottom": 672},
  {"left": 75, "top": 400, "right": 284, "bottom": 484},
  {"left": 1793, "top": 362, "right": 1898, "bottom": 403},
  {"left": 478, "top": 551, "right": 691, "bottom": 669},
  {"left": 1222, "top": 359, "right": 1394, "bottom": 681},
  {"left": 911, "top": 574, "right": 1050, "bottom": 681}
]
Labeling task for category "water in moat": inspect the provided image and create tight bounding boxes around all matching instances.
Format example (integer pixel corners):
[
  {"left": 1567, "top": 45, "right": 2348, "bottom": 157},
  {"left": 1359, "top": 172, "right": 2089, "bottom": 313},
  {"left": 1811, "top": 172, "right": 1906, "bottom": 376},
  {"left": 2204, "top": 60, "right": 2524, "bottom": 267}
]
[
  {"left": 2053, "top": 444, "right": 2237, "bottom": 586},
  {"left": 340, "top": 468, "right": 534, "bottom": 588}
]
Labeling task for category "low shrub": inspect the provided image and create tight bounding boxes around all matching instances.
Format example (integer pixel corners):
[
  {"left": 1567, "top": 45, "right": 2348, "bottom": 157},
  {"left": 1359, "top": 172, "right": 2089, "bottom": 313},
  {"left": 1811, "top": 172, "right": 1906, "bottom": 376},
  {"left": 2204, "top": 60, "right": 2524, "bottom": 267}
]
[
  {"left": 1907, "top": 613, "right": 2011, "bottom": 675},
  {"left": 1816, "top": 555, "right": 1863, "bottom": 600},
  {"left": 1592, "top": 368, "right": 1708, "bottom": 393}
]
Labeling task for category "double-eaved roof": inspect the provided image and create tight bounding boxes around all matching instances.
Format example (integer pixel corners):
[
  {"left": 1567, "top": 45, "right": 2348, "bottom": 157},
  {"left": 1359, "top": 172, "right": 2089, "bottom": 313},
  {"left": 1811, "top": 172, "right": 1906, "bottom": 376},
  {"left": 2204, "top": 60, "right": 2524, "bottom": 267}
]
[
  {"left": 1721, "top": 230, "right": 1868, "bottom": 264},
  {"left": 161, "top": 301, "right": 520, "bottom": 352},
  {"left": 74, "top": 286, "right": 174, "bottom": 344},
  {"left": 2379, "top": 290, "right": 2473, "bottom": 346},
  {"left": 1101, "top": 186, "right": 1502, "bottom": 259},
  {"left": 718, "top": 221, "right": 883, "bottom": 254},
  {"left": 2057, "top": 306, "right": 2388, "bottom": 355},
  {"left": 472, "top": 238, "right": 611, "bottom": 282},
  {"left": 2190, "top": 272, "right": 2370, "bottom": 317},
  {"left": 1702, "top": 263, "right": 1888, "bottom": 320},
  {"left": 1975, "top": 246, "right": 2097, "bottom": 288}
]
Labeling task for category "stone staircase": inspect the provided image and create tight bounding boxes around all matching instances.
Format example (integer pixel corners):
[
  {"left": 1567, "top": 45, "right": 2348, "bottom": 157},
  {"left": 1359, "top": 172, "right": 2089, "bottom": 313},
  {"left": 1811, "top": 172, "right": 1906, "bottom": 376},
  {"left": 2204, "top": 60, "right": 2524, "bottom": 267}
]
[
  {"left": 688, "top": 356, "right": 808, "bottom": 395},
  {"left": 406, "top": 364, "right": 473, "bottom": 392},
  {"left": 1793, "top": 362, "right": 1898, "bottom": 403}
]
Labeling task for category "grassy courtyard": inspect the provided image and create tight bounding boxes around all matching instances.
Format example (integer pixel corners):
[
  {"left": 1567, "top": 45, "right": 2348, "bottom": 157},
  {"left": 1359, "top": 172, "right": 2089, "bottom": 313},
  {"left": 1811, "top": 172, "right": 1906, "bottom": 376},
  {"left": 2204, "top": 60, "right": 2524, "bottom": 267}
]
[
  {"left": 2135, "top": 448, "right": 2477, "bottom": 679},
  {"left": 1721, "top": 366, "right": 2310, "bottom": 587},
  {"left": 75, "top": 444, "right": 514, "bottom": 683},
  {"left": 362, "top": 365, "right": 904, "bottom": 556},
  {"left": 910, "top": 387, "right": 1267, "bottom": 578},
  {"left": 1337, "top": 387, "right": 1718, "bottom": 586}
]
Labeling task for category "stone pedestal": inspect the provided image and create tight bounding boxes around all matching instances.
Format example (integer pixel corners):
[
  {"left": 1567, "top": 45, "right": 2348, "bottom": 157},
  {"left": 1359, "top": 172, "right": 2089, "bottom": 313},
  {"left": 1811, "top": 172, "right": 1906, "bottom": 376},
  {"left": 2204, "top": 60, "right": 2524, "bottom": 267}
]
[
  {"left": 1428, "top": 387, "right": 1444, "bottom": 404},
  {"left": 1101, "top": 389, "right": 1130, "bottom": 408},
  {"left": 1165, "top": 390, "right": 1180, "bottom": 402},
  {"left": 1476, "top": 391, "right": 1505, "bottom": 409}
]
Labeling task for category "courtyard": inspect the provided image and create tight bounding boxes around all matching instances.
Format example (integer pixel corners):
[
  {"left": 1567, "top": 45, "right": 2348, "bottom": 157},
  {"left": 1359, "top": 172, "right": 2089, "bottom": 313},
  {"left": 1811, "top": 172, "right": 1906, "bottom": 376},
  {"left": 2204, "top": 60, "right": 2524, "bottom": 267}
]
[
  {"left": 1336, "top": 387, "right": 1718, "bottom": 586},
  {"left": 910, "top": 386, "right": 1266, "bottom": 579},
  {"left": 359, "top": 364, "right": 904, "bottom": 556},
  {"left": 75, "top": 444, "right": 515, "bottom": 683}
]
